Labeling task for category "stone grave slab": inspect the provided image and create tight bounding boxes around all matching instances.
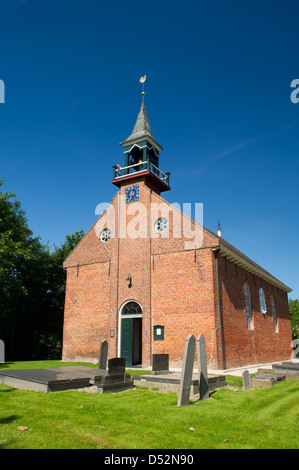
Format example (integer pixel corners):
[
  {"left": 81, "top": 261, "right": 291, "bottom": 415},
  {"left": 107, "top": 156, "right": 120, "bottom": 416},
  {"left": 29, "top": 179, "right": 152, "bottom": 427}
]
[
  {"left": 47, "top": 366, "right": 106, "bottom": 385},
  {"left": 97, "top": 357, "right": 133, "bottom": 394},
  {"left": 273, "top": 361, "right": 299, "bottom": 370},
  {"left": 97, "top": 372, "right": 134, "bottom": 394},
  {"left": 252, "top": 373, "right": 286, "bottom": 388},
  {"left": 0, "top": 369, "right": 90, "bottom": 392},
  {"left": 272, "top": 362, "right": 299, "bottom": 379},
  {"left": 133, "top": 372, "right": 226, "bottom": 401},
  {"left": 152, "top": 354, "right": 169, "bottom": 375}
]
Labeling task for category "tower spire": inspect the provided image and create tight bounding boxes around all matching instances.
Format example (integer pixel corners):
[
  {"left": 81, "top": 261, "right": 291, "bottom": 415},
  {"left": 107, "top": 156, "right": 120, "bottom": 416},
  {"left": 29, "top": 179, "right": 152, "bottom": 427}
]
[
  {"left": 122, "top": 75, "right": 153, "bottom": 144},
  {"left": 114, "top": 76, "right": 170, "bottom": 193}
]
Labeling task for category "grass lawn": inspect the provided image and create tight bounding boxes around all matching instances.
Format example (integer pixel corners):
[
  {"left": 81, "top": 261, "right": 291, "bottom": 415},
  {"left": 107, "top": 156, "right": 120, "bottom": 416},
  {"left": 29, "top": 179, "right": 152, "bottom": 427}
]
[{"left": 0, "top": 361, "right": 298, "bottom": 449}]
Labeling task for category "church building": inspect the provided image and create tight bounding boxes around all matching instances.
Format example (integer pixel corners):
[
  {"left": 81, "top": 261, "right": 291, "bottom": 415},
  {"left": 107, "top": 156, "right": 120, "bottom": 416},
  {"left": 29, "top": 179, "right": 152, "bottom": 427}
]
[{"left": 62, "top": 82, "right": 293, "bottom": 370}]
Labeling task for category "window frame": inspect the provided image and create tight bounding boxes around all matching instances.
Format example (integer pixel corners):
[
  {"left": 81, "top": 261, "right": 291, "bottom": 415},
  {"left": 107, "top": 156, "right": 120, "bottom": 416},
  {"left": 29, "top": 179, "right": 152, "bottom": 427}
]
[
  {"left": 243, "top": 284, "right": 253, "bottom": 330},
  {"left": 270, "top": 295, "right": 278, "bottom": 333},
  {"left": 259, "top": 287, "right": 267, "bottom": 314},
  {"left": 154, "top": 217, "right": 168, "bottom": 233},
  {"left": 99, "top": 228, "right": 111, "bottom": 243}
]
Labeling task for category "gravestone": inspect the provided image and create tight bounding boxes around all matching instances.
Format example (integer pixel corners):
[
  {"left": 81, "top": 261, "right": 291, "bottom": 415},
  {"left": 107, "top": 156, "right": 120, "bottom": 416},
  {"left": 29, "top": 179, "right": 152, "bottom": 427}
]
[
  {"left": 177, "top": 335, "right": 196, "bottom": 406},
  {"left": 0, "top": 340, "right": 4, "bottom": 363},
  {"left": 98, "top": 340, "right": 108, "bottom": 370},
  {"left": 197, "top": 334, "right": 209, "bottom": 400},
  {"left": 242, "top": 370, "right": 253, "bottom": 391},
  {"left": 97, "top": 357, "right": 133, "bottom": 393},
  {"left": 152, "top": 354, "right": 169, "bottom": 375},
  {"left": 108, "top": 357, "right": 126, "bottom": 375}
]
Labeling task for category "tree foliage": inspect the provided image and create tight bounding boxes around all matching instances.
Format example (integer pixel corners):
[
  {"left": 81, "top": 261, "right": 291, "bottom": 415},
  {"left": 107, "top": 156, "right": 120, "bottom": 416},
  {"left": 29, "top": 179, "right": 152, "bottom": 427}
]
[
  {"left": 0, "top": 181, "right": 84, "bottom": 360},
  {"left": 289, "top": 298, "right": 299, "bottom": 341}
]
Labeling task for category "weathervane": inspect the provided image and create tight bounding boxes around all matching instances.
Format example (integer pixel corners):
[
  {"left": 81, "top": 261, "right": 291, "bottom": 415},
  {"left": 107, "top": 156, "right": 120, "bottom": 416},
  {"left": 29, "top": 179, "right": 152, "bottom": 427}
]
[
  {"left": 217, "top": 221, "right": 222, "bottom": 238},
  {"left": 139, "top": 75, "right": 146, "bottom": 102}
]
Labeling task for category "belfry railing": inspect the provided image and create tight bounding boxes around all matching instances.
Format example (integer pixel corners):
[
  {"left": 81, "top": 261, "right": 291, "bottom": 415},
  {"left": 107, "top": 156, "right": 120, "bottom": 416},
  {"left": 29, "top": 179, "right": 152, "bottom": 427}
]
[{"left": 113, "top": 160, "right": 170, "bottom": 186}]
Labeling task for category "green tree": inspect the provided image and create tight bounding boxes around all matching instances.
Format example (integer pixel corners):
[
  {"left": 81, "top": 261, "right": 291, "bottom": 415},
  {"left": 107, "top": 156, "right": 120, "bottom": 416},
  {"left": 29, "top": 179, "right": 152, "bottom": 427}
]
[
  {"left": 43, "top": 230, "right": 84, "bottom": 358},
  {"left": 0, "top": 180, "right": 43, "bottom": 358},
  {"left": 0, "top": 180, "right": 84, "bottom": 360},
  {"left": 289, "top": 298, "right": 299, "bottom": 341}
]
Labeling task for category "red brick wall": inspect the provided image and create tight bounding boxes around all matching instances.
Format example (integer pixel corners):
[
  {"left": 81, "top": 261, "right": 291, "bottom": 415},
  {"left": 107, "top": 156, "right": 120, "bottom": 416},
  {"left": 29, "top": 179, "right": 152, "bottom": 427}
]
[
  {"left": 152, "top": 248, "right": 219, "bottom": 369},
  {"left": 62, "top": 178, "right": 293, "bottom": 370},
  {"left": 62, "top": 262, "right": 110, "bottom": 362},
  {"left": 62, "top": 180, "right": 219, "bottom": 366},
  {"left": 218, "top": 255, "right": 293, "bottom": 368}
]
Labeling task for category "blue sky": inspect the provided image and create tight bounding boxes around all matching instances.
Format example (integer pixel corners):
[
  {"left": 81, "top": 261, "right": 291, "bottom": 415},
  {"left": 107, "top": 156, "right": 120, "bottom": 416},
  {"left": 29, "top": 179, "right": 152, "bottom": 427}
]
[{"left": 0, "top": 0, "right": 298, "bottom": 299}]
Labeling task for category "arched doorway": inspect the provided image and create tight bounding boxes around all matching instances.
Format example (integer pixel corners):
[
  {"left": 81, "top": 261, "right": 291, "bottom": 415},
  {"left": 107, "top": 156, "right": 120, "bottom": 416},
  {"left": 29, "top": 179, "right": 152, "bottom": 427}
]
[{"left": 119, "top": 301, "right": 142, "bottom": 367}]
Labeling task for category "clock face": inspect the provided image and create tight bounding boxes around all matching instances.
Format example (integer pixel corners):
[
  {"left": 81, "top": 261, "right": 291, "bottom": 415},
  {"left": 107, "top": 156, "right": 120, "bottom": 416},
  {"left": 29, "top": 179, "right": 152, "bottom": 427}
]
[{"left": 125, "top": 184, "right": 140, "bottom": 203}]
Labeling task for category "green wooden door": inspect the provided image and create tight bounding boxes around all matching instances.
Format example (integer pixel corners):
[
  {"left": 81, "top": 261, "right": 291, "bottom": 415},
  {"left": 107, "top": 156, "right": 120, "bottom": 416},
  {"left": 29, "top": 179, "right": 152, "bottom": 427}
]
[{"left": 121, "top": 318, "right": 133, "bottom": 366}]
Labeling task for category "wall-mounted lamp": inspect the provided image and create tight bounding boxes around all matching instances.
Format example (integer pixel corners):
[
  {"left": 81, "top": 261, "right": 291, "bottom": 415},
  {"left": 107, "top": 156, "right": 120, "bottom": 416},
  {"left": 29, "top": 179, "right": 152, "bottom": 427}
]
[{"left": 126, "top": 275, "right": 132, "bottom": 288}]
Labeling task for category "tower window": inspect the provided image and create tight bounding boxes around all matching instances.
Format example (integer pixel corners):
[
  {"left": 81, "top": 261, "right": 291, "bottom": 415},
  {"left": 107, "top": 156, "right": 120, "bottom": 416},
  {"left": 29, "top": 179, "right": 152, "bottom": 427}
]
[
  {"left": 99, "top": 228, "right": 111, "bottom": 243},
  {"left": 243, "top": 284, "right": 253, "bottom": 330},
  {"left": 259, "top": 287, "right": 267, "bottom": 314},
  {"left": 155, "top": 217, "right": 168, "bottom": 233}
]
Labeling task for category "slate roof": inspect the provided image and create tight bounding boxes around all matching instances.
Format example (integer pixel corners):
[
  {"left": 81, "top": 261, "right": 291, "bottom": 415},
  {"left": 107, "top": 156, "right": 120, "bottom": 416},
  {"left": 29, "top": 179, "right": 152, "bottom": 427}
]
[
  {"left": 122, "top": 101, "right": 153, "bottom": 144},
  {"left": 218, "top": 237, "right": 292, "bottom": 292}
]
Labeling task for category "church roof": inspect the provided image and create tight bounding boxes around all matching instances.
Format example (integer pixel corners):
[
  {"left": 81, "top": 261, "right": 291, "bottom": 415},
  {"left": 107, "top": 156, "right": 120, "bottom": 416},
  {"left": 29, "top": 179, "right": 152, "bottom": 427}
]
[
  {"left": 121, "top": 101, "right": 154, "bottom": 145},
  {"left": 217, "top": 238, "right": 292, "bottom": 293}
]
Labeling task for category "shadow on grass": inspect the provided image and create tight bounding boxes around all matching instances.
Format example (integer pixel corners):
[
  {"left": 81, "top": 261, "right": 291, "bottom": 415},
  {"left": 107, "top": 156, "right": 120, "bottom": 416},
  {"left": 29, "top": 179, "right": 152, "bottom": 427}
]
[
  {"left": 0, "top": 415, "right": 21, "bottom": 424},
  {"left": 0, "top": 387, "right": 17, "bottom": 393},
  {"left": 0, "top": 441, "right": 17, "bottom": 449},
  {"left": 0, "top": 362, "right": 15, "bottom": 369}
]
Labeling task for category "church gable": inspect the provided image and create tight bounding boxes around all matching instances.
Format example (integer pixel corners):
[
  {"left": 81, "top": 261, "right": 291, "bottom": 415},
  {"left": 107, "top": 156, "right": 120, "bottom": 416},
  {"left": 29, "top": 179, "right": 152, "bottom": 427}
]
[
  {"left": 149, "top": 188, "right": 219, "bottom": 253},
  {"left": 63, "top": 197, "right": 117, "bottom": 268},
  {"left": 63, "top": 220, "right": 109, "bottom": 268},
  {"left": 63, "top": 164, "right": 220, "bottom": 270}
]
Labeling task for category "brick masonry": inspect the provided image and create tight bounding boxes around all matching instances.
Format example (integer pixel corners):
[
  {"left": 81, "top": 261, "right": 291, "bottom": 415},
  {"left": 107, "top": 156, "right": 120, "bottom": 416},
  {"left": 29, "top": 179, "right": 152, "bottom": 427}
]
[
  {"left": 218, "top": 255, "right": 293, "bottom": 368},
  {"left": 62, "top": 178, "right": 293, "bottom": 369}
]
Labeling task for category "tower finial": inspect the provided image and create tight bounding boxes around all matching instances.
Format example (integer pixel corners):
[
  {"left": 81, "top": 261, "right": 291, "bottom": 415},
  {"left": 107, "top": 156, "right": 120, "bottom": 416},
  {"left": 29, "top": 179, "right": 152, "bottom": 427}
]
[{"left": 139, "top": 75, "right": 146, "bottom": 102}]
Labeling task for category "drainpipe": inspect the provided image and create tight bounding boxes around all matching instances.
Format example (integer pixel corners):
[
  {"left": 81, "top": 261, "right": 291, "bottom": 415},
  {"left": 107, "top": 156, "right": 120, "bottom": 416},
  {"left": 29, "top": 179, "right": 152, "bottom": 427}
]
[{"left": 212, "top": 247, "right": 225, "bottom": 370}]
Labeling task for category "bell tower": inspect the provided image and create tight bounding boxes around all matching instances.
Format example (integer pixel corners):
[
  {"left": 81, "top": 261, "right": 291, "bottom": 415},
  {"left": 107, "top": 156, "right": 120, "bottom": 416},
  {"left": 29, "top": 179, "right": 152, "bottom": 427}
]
[{"left": 112, "top": 76, "right": 170, "bottom": 195}]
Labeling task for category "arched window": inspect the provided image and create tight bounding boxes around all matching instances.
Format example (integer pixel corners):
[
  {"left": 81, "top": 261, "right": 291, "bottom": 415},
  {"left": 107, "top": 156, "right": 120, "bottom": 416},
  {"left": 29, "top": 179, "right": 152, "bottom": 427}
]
[
  {"left": 270, "top": 296, "right": 278, "bottom": 333},
  {"left": 259, "top": 287, "right": 267, "bottom": 314},
  {"left": 243, "top": 284, "right": 253, "bottom": 329},
  {"left": 121, "top": 301, "right": 142, "bottom": 315}
]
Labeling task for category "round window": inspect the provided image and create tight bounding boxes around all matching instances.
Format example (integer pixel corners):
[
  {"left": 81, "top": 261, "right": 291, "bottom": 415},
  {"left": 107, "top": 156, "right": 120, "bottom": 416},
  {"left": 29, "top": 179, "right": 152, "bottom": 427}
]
[
  {"left": 100, "top": 228, "right": 111, "bottom": 242},
  {"left": 155, "top": 218, "right": 168, "bottom": 233}
]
